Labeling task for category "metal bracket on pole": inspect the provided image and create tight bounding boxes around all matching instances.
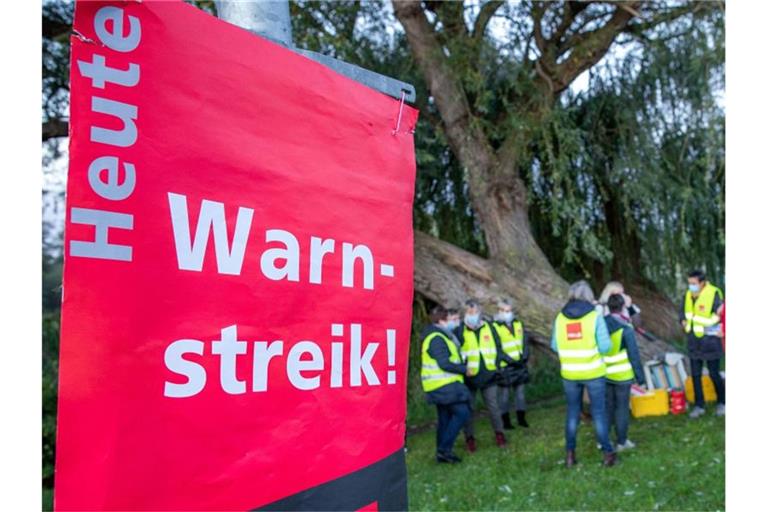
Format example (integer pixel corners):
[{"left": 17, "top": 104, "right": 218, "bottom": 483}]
[{"left": 213, "top": 0, "right": 416, "bottom": 103}]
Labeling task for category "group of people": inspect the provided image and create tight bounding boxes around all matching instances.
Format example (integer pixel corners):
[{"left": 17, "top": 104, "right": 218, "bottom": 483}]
[
  {"left": 420, "top": 299, "right": 531, "bottom": 463},
  {"left": 419, "top": 270, "right": 725, "bottom": 467}
]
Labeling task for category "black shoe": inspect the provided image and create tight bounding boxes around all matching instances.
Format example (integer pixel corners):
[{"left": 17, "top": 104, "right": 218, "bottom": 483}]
[
  {"left": 502, "top": 412, "right": 514, "bottom": 430},
  {"left": 446, "top": 452, "right": 462, "bottom": 463},
  {"left": 517, "top": 410, "right": 529, "bottom": 428},
  {"left": 436, "top": 452, "right": 459, "bottom": 464}
]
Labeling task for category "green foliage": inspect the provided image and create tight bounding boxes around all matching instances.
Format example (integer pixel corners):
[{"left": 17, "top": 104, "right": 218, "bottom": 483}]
[{"left": 406, "top": 401, "right": 725, "bottom": 511}]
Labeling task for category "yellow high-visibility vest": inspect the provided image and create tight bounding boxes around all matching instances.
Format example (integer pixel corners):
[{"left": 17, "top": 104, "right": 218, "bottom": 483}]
[
  {"left": 604, "top": 326, "right": 634, "bottom": 382},
  {"left": 554, "top": 310, "right": 606, "bottom": 380},
  {"left": 684, "top": 284, "right": 723, "bottom": 338},
  {"left": 494, "top": 320, "right": 524, "bottom": 367},
  {"left": 460, "top": 322, "right": 498, "bottom": 376},
  {"left": 421, "top": 331, "right": 464, "bottom": 392}
]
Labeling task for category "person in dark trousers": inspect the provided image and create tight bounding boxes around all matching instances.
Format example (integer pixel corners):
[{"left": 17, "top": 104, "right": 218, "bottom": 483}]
[
  {"left": 420, "top": 305, "right": 472, "bottom": 463},
  {"left": 604, "top": 294, "right": 646, "bottom": 451},
  {"left": 551, "top": 280, "right": 617, "bottom": 468},
  {"left": 680, "top": 270, "right": 725, "bottom": 418},
  {"left": 493, "top": 298, "right": 531, "bottom": 429},
  {"left": 456, "top": 299, "right": 509, "bottom": 451}
]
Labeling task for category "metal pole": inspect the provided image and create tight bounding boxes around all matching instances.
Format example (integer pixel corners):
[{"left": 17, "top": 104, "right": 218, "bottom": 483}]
[
  {"left": 213, "top": 0, "right": 293, "bottom": 47},
  {"left": 214, "top": 0, "right": 415, "bottom": 103}
]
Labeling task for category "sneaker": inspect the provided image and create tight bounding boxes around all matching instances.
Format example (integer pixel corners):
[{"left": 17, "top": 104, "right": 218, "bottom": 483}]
[
  {"left": 715, "top": 404, "right": 725, "bottom": 417},
  {"left": 466, "top": 436, "right": 477, "bottom": 453},
  {"left": 689, "top": 406, "right": 706, "bottom": 419},
  {"left": 603, "top": 451, "right": 618, "bottom": 467},
  {"left": 447, "top": 452, "right": 462, "bottom": 463},
  {"left": 616, "top": 439, "right": 636, "bottom": 452},
  {"left": 495, "top": 431, "right": 507, "bottom": 447}
]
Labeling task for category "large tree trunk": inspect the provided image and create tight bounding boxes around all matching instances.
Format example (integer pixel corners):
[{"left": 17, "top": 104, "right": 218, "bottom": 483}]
[
  {"left": 395, "top": 0, "right": 691, "bottom": 361},
  {"left": 414, "top": 231, "right": 680, "bottom": 361}
]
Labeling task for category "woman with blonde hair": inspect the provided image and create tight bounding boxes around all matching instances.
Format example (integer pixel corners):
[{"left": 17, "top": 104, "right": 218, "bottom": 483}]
[{"left": 597, "top": 281, "right": 640, "bottom": 325}]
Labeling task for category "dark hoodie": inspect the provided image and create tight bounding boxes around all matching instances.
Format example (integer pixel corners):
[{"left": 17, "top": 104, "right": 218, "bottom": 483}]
[
  {"left": 550, "top": 300, "right": 612, "bottom": 355},
  {"left": 420, "top": 324, "right": 472, "bottom": 406}
]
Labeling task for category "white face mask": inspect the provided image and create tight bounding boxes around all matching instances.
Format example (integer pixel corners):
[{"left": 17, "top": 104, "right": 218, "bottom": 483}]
[{"left": 495, "top": 311, "right": 513, "bottom": 323}]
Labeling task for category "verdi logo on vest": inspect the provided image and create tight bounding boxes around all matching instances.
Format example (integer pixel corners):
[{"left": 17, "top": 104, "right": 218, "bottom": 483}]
[{"left": 566, "top": 322, "right": 583, "bottom": 340}]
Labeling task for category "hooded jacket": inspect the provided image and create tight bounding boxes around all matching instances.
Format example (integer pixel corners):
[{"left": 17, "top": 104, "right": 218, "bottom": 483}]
[{"left": 550, "top": 299, "right": 612, "bottom": 356}]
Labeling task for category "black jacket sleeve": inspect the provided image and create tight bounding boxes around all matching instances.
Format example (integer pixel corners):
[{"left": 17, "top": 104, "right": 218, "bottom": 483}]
[
  {"left": 521, "top": 326, "right": 530, "bottom": 363},
  {"left": 621, "top": 326, "right": 646, "bottom": 386},
  {"left": 427, "top": 335, "right": 467, "bottom": 375}
]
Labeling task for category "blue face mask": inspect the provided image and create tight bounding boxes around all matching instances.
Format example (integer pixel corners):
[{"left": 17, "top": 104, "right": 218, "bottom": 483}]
[
  {"left": 444, "top": 320, "right": 459, "bottom": 331},
  {"left": 465, "top": 313, "right": 480, "bottom": 327},
  {"left": 688, "top": 283, "right": 701, "bottom": 293}
]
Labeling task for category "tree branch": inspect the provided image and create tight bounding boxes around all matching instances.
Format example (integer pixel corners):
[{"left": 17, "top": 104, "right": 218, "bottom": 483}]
[
  {"left": 392, "top": 0, "right": 494, "bottom": 177},
  {"left": 473, "top": 0, "right": 504, "bottom": 39},
  {"left": 547, "top": 2, "right": 640, "bottom": 94},
  {"left": 43, "top": 119, "right": 69, "bottom": 141}
]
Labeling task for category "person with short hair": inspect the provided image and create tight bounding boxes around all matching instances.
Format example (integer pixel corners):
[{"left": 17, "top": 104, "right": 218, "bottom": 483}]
[
  {"left": 493, "top": 298, "right": 531, "bottom": 429},
  {"left": 604, "top": 293, "right": 646, "bottom": 451},
  {"left": 551, "top": 280, "right": 617, "bottom": 467},
  {"left": 420, "top": 305, "right": 472, "bottom": 463},
  {"left": 681, "top": 270, "right": 725, "bottom": 418},
  {"left": 457, "top": 299, "right": 508, "bottom": 450}
]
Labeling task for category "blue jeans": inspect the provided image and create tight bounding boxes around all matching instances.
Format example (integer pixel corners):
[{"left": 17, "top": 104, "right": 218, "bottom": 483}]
[
  {"left": 436, "top": 402, "right": 471, "bottom": 455},
  {"left": 605, "top": 381, "right": 632, "bottom": 445},
  {"left": 563, "top": 377, "right": 613, "bottom": 453}
]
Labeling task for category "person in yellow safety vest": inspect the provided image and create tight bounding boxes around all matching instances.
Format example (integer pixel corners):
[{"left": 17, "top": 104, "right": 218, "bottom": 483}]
[
  {"left": 604, "top": 294, "right": 646, "bottom": 452},
  {"left": 455, "top": 299, "right": 508, "bottom": 451},
  {"left": 420, "top": 305, "right": 473, "bottom": 464},
  {"left": 680, "top": 269, "right": 725, "bottom": 418},
  {"left": 550, "top": 280, "right": 617, "bottom": 468},
  {"left": 492, "top": 298, "right": 531, "bottom": 430}
]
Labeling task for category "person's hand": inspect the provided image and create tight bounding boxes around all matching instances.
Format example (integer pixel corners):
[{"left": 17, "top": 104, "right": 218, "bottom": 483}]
[
  {"left": 465, "top": 368, "right": 473, "bottom": 377},
  {"left": 681, "top": 320, "right": 687, "bottom": 330},
  {"left": 623, "top": 293, "right": 633, "bottom": 308}
]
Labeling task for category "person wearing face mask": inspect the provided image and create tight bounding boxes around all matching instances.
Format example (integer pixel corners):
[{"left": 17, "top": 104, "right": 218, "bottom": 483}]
[
  {"left": 493, "top": 298, "right": 531, "bottom": 429},
  {"left": 681, "top": 270, "right": 725, "bottom": 418},
  {"left": 551, "top": 280, "right": 617, "bottom": 468},
  {"left": 420, "top": 305, "right": 473, "bottom": 463},
  {"left": 603, "top": 294, "right": 646, "bottom": 451},
  {"left": 456, "top": 299, "right": 508, "bottom": 451}
]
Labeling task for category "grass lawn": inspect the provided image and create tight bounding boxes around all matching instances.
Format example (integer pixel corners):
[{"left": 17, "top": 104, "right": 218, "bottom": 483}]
[{"left": 405, "top": 400, "right": 724, "bottom": 511}]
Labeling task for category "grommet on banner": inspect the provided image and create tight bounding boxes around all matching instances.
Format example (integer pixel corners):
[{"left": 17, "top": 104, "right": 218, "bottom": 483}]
[{"left": 392, "top": 90, "right": 406, "bottom": 135}]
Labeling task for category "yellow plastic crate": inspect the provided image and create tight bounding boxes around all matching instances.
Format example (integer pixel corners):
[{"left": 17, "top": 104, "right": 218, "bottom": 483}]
[
  {"left": 630, "top": 389, "right": 669, "bottom": 418},
  {"left": 684, "top": 375, "right": 717, "bottom": 403}
]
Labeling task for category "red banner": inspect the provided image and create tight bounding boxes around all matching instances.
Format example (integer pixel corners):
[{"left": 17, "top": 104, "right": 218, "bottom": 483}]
[{"left": 56, "top": 1, "right": 418, "bottom": 509}]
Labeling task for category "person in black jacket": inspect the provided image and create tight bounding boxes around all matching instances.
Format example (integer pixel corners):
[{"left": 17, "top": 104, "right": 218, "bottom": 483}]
[
  {"left": 455, "top": 299, "right": 510, "bottom": 450},
  {"left": 420, "top": 305, "right": 472, "bottom": 463},
  {"left": 493, "top": 298, "right": 532, "bottom": 429}
]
